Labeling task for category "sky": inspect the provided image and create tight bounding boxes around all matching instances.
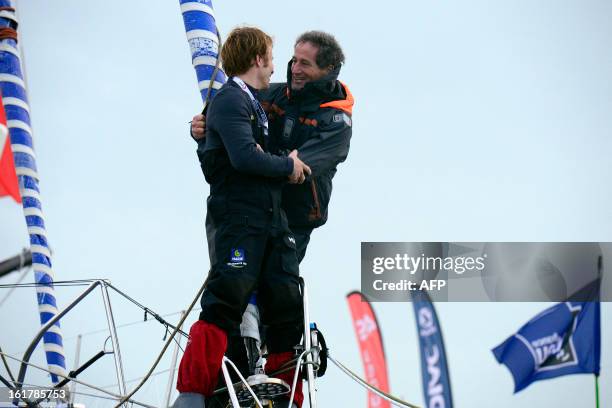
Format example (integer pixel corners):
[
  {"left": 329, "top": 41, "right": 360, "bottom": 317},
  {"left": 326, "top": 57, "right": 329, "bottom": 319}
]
[{"left": 1, "top": 0, "right": 611, "bottom": 407}]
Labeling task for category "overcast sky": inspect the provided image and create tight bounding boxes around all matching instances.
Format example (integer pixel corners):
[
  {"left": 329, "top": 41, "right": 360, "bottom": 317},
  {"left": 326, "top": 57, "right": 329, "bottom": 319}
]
[{"left": 1, "top": 0, "right": 611, "bottom": 407}]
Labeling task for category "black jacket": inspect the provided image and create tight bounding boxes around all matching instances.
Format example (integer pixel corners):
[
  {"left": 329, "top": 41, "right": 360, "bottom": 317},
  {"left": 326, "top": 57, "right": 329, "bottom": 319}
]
[
  {"left": 259, "top": 63, "right": 354, "bottom": 228},
  {"left": 198, "top": 79, "right": 294, "bottom": 216}
]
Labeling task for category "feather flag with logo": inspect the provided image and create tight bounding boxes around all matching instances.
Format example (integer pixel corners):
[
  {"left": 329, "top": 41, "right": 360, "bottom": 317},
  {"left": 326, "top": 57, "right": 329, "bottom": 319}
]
[
  {"left": 347, "top": 291, "right": 391, "bottom": 408},
  {"left": 412, "top": 289, "right": 454, "bottom": 408}
]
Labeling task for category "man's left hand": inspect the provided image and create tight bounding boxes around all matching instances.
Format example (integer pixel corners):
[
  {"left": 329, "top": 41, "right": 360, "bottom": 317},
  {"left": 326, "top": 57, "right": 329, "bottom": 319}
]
[{"left": 191, "top": 114, "right": 206, "bottom": 140}]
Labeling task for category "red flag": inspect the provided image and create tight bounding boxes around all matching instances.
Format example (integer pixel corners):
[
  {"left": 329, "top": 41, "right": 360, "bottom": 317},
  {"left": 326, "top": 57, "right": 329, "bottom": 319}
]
[
  {"left": 347, "top": 291, "right": 391, "bottom": 408},
  {"left": 0, "top": 96, "right": 21, "bottom": 203}
]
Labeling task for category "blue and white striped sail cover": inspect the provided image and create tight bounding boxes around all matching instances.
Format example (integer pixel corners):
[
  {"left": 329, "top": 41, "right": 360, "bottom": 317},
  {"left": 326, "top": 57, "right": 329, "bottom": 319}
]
[
  {"left": 0, "top": 1, "right": 67, "bottom": 384},
  {"left": 179, "top": 0, "right": 227, "bottom": 105}
]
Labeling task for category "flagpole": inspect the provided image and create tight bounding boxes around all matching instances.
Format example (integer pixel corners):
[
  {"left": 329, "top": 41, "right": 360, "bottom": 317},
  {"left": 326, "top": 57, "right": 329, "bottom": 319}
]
[
  {"left": 595, "top": 375, "right": 600, "bottom": 408},
  {"left": 0, "top": 1, "right": 68, "bottom": 385},
  {"left": 178, "top": 0, "right": 226, "bottom": 107}
]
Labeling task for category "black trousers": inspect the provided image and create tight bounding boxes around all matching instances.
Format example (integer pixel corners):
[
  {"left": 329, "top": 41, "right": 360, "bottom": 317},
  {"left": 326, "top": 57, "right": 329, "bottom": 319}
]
[
  {"left": 291, "top": 225, "right": 314, "bottom": 263},
  {"left": 200, "top": 206, "right": 303, "bottom": 354},
  {"left": 205, "top": 226, "right": 315, "bottom": 403}
]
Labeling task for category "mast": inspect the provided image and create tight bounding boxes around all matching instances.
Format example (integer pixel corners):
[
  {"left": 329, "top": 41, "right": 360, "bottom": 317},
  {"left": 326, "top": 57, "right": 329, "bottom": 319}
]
[
  {"left": 0, "top": 0, "right": 67, "bottom": 384},
  {"left": 179, "top": 0, "right": 226, "bottom": 107}
]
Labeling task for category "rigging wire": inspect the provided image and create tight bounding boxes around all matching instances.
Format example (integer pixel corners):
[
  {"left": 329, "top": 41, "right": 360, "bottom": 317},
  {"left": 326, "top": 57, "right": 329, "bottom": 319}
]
[
  {"left": 0, "top": 373, "right": 34, "bottom": 407},
  {"left": 2, "top": 280, "right": 197, "bottom": 351},
  {"left": 113, "top": 278, "right": 207, "bottom": 408},
  {"left": 18, "top": 378, "right": 182, "bottom": 408},
  {"left": 54, "top": 308, "right": 202, "bottom": 344},
  {"left": 0, "top": 265, "right": 31, "bottom": 307},
  {"left": 3, "top": 301, "right": 195, "bottom": 365},
  {"left": 0, "top": 279, "right": 101, "bottom": 289},
  {"left": 0, "top": 351, "right": 156, "bottom": 408},
  {"left": 100, "top": 367, "right": 177, "bottom": 389},
  {"left": 105, "top": 282, "right": 189, "bottom": 339},
  {"left": 16, "top": 381, "right": 122, "bottom": 406},
  {"left": 62, "top": 307, "right": 201, "bottom": 341},
  {"left": 69, "top": 389, "right": 126, "bottom": 403},
  {"left": 0, "top": 345, "right": 16, "bottom": 383},
  {"left": 328, "top": 354, "right": 421, "bottom": 408},
  {"left": 1, "top": 277, "right": 425, "bottom": 407},
  {"left": 70, "top": 387, "right": 173, "bottom": 406}
]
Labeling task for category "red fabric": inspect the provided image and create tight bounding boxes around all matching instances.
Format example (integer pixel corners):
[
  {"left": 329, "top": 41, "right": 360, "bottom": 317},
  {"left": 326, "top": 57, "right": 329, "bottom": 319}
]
[
  {"left": 347, "top": 292, "right": 391, "bottom": 408},
  {"left": 0, "top": 98, "right": 20, "bottom": 204},
  {"left": 266, "top": 351, "right": 303, "bottom": 407},
  {"left": 177, "top": 320, "right": 228, "bottom": 396}
]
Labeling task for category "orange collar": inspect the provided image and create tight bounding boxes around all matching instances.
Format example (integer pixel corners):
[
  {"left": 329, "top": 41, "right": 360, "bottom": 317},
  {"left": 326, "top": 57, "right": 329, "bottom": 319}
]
[{"left": 319, "top": 81, "right": 354, "bottom": 115}]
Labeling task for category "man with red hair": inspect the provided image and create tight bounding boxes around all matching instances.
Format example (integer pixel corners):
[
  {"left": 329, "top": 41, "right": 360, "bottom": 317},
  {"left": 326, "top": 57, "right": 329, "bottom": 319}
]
[
  {"left": 191, "top": 30, "right": 354, "bottom": 408},
  {"left": 174, "top": 26, "right": 310, "bottom": 408}
]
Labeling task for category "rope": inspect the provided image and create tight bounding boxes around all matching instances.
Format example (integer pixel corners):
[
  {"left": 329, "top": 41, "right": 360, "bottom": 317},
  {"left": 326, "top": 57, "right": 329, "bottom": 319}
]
[
  {"left": 328, "top": 355, "right": 421, "bottom": 408},
  {"left": 2, "top": 276, "right": 419, "bottom": 407},
  {"left": 2, "top": 278, "right": 417, "bottom": 407},
  {"left": 113, "top": 278, "right": 207, "bottom": 407},
  {"left": 222, "top": 356, "right": 263, "bottom": 408},
  {"left": 211, "top": 349, "right": 320, "bottom": 396},
  {"left": 287, "top": 349, "right": 310, "bottom": 408}
]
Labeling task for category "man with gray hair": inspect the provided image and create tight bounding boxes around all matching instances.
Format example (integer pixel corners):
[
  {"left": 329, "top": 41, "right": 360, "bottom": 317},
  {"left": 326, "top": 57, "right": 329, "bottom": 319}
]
[
  {"left": 192, "top": 30, "right": 354, "bottom": 407},
  {"left": 193, "top": 30, "right": 353, "bottom": 263}
]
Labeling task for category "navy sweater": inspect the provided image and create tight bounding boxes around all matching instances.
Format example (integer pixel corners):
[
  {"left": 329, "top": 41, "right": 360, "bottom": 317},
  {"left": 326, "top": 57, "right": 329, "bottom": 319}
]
[{"left": 200, "top": 80, "right": 293, "bottom": 177}]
